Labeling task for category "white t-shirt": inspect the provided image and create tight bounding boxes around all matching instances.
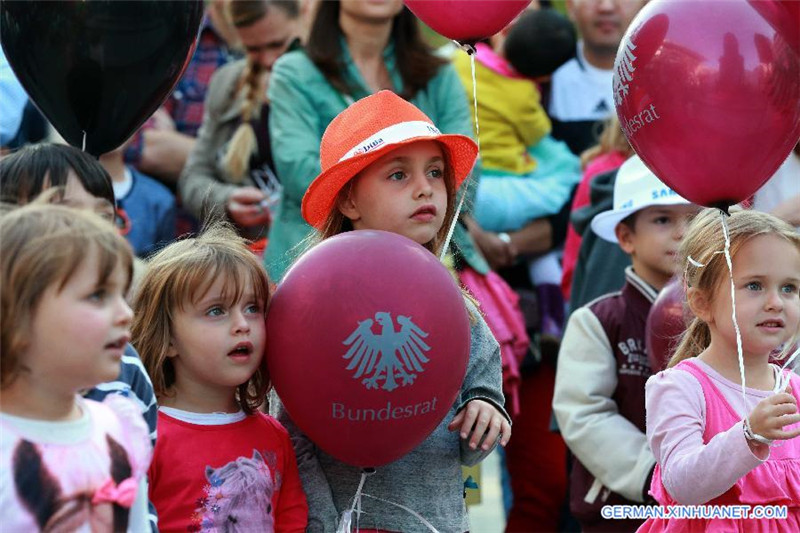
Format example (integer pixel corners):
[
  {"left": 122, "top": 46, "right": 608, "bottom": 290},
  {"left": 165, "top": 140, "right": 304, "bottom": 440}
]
[
  {"left": 111, "top": 167, "right": 133, "bottom": 201},
  {"left": 548, "top": 41, "right": 615, "bottom": 122}
]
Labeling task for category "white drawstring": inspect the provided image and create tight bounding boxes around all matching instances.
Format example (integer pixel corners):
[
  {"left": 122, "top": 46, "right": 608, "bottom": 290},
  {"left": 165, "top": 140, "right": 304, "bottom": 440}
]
[
  {"left": 439, "top": 49, "right": 481, "bottom": 263},
  {"left": 335, "top": 468, "right": 442, "bottom": 533}
]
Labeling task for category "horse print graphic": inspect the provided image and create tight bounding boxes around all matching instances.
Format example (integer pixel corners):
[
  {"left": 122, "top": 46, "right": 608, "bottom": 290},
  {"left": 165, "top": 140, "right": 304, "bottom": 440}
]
[
  {"left": 12, "top": 435, "right": 133, "bottom": 532},
  {"left": 342, "top": 312, "right": 431, "bottom": 392},
  {"left": 194, "top": 450, "right": 276, "bottom": 532}
]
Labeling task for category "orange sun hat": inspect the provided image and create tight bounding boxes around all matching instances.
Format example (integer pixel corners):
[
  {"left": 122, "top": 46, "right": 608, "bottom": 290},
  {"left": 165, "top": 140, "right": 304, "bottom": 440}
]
[{"left": 301, "top": 90, "right": 479, "bottom": 228}]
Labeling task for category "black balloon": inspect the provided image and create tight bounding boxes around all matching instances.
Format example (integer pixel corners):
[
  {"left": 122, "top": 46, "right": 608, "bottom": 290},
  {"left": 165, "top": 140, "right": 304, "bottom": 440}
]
[{"left": 0, "top": 0, "right": 204, "bottom": 156}]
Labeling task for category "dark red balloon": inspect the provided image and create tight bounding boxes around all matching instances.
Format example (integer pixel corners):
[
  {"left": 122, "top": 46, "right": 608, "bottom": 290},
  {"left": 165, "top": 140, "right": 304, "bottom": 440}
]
[
  {"left": 0, "top": 0, "right": 203, "bottom": 157},
  {"left": 646, "top": 278, "right": 689, "bottom": 373},
  {"left": 404, "top": 0, "right": 529, "bottom": 45},
  {"left": 613, "top": 0, "right": 800, "bottom": 210},
  {"left": 266, "top": 231, "right": 470, "bottom": 467}
]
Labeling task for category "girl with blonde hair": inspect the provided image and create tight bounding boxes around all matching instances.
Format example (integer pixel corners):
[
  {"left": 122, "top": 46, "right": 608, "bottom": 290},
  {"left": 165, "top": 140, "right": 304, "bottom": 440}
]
[{"left": 640, "top": 208, "right": 800, "bottom": 531}]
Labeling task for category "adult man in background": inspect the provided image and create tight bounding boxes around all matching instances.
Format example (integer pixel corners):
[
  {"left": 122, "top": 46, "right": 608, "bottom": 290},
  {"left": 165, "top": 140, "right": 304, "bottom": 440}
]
[{"left": 548, "top": 0, "right": 645, "bottom": 155}]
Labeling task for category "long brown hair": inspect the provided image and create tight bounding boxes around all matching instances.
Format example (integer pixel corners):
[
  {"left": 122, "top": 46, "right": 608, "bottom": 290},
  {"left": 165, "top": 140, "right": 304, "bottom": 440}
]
[
  {"left": 223, "top": 0, "right": 300, "bottom": 181},
  {"left": 1, "top": 204, "right": 133, "bottom": 388},
  {"left": 131, "top": 222, "right": 270, "bottom": 413},
  {"left": 668, "top": 208, "right": 800, "bottom": 368},
  {"left": 305, "top": 1, "right": 446, "bottom": 99}
]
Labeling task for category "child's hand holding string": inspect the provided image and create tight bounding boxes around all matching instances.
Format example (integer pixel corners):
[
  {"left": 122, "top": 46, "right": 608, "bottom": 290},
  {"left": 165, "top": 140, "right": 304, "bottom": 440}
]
[
  {"left": 448, "top": 399, "right": 511, "bottom": 451},
  {"left": 746, "top": 384, "right": 800, "bottom": 456}
]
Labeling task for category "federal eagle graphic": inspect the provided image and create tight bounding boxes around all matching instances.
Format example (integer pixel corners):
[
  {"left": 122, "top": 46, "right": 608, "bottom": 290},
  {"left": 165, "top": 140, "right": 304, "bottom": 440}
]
[
  {"left": 613, "top": 39, "right": 637, "bottom": 107},
  {"left": 342, "top": 312, "right": 431, "bottom": 391}
]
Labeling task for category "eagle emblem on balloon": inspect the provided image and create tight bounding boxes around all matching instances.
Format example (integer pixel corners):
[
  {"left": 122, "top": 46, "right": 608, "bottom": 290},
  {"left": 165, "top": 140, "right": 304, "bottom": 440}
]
[{"left": 342, "top": 312, "right": 431, "bottom": 392}]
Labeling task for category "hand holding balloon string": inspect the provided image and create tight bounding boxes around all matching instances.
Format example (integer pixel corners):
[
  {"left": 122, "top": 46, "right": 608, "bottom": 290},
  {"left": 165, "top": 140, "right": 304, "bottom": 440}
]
[
  {"left": 448, "top": 399, "right": 511, "bottom": 450},
  {"left": 745, "top": 346, "right": 800, "bottom": 455},
  {"left": 746, "top": 383, "right": 800, "bottom": 457}
]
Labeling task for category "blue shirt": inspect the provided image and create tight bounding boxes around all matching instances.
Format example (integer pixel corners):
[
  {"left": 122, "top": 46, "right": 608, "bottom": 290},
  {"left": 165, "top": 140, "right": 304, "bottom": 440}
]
[
  {"left": 0, "top": 48, "right": 28, "bottom": 145},
  {"left": 116, "top": 167, "right": 176, "bottom": 257}
]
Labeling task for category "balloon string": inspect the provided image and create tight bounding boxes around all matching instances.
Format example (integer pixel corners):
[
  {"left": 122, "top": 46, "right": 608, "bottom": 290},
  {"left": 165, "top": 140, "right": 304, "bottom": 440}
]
[
  {"left": 336, "top": 469, "right": 371, "bottom": 533},
  {"left": 469, "top": 51, "right": 481, "bottom": 153},
  {"left": 775, "top": 345, "right": 800, "bottom": 394},
  {"left": 439, "top": 51, "right": 481, "bottom": 263},
  {"left": 719, "top": 212, "right": 747, "bottom": 409},
  {"left": 360, "top": 493, "right": 441, "bottom": 533},
  {"left": 335, "top": 470, "right": 439, "bottom": 532},
  {"left": 81, "top": 130, "right": 87, "bottom": 152},
  {"left": 439, "top": 176, "right": 467, "bottom": 263}
]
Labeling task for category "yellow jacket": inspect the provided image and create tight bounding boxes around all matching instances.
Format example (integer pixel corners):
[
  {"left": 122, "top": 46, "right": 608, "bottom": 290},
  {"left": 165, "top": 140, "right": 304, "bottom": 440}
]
[{"left": 453, "top": 51, "right": 551, "bottom": 175}]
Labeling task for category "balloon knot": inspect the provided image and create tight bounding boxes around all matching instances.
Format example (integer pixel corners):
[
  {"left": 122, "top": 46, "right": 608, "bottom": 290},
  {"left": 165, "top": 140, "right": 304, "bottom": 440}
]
[
  {"left": 455, "top": 41, "right": 477, "bottom": 55},
  {"left": 710, "top": 202, "right": 733, "bottom": 216}
]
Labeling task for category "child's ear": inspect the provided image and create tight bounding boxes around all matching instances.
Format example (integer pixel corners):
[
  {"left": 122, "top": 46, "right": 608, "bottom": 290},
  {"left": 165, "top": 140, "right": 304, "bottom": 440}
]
[
  {"left": 166, "top": 339, "right": 178, "bottom": 359},
  {"left": 337, "top": 194, "right": 361, "bottom": 223},
  {"left": 615, "top": 223, "right": 636, "bottom": 255},
  {"left": 687, "top": 287, "right": 713, "bottom": 323}
]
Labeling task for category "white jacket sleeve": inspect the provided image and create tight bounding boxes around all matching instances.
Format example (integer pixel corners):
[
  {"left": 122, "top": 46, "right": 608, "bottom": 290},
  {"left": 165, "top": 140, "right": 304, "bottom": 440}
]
[{"left": 553, "top": 307, "right": 655, "bottom": 502}]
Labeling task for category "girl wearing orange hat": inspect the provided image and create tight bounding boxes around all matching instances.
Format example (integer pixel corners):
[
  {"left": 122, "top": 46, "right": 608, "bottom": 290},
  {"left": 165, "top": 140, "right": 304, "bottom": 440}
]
[{"left": 271, "top": 90, "right": 511, "bottom": 532}]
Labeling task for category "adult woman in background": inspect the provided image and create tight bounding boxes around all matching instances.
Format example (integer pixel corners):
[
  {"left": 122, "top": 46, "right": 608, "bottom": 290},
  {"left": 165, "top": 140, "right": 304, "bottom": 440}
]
[
  {"left": 179, "top": 0, "right": 301, "bottom": 245},
  {"left": 264, "top": 0, "right": 488, "bottom": 281}
]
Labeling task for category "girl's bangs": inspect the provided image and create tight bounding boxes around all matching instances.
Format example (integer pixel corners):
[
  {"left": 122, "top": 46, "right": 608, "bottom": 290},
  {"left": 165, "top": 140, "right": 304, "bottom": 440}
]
[
  {"left": 48, "top": 227, "right": 132, "bottom": 293},
  {"left": 182, "top": 249, "right": 269, "bottom": 310}
]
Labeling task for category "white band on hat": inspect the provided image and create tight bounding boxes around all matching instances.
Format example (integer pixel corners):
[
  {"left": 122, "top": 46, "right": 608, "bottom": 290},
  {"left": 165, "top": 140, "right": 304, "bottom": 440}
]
[{"left": 339, "top": 121, "right": 442, "bottom": 163}]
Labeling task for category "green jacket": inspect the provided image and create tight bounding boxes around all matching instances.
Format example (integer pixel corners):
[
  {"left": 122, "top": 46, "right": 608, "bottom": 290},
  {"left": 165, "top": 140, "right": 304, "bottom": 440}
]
[{"left": 265, "top": 41, "right": 488, "bottom": 281}]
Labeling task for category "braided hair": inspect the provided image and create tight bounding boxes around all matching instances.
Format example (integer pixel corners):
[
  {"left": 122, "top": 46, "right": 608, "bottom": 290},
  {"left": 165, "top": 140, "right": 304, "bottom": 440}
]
[{"left": 223, "top": 0, "right": 299, "bottom": 181}]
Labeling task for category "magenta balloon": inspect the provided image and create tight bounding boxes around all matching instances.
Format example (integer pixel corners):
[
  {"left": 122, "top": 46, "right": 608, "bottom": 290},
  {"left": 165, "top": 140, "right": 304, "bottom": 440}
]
[
  {"left": 646, "top": 278, "right": 689, "bottom": 372},
  {"left": 266, "top": 230, "right": 470, "bottom": 467},
  {"left": 613, "top": 0, "right": 800, "bottom": 210},
  {"left": 404, "top": 0, "right": 530, "bottom": 44}
]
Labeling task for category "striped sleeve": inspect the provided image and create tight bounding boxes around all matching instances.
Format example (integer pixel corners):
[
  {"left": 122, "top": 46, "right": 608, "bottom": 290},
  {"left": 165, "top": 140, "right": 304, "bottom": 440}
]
[{"left": 83, "top": 344, "right": 159, "bottom": 532}]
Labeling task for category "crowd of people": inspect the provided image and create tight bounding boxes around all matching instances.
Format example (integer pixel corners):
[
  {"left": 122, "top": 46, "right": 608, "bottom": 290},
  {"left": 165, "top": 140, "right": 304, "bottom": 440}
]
[{"left": 1, "top": 1, "right": 799, "bottom": 532}]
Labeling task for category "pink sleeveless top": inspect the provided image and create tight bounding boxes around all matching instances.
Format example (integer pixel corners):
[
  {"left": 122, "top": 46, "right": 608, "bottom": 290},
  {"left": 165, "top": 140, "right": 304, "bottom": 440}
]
[{"left": 639, "top": 360, "right": 800, "bottom": 532}]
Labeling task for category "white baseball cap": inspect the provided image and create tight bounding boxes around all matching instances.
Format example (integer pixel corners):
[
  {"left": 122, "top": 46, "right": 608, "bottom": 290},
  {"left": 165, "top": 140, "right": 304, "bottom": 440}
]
[{"left": 591, "top": 155, "right": 692, "bottom": 243}]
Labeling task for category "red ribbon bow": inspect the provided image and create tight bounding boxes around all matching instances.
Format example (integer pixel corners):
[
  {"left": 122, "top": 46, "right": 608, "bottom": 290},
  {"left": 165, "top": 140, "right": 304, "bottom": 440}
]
[{"left": 92, "top": 477, "right": 138, "bottom": 507}]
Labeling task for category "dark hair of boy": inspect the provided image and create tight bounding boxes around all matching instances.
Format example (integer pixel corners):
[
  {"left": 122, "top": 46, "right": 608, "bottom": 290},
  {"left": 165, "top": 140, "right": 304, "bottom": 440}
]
[
  {"left": 504, "top": 9, "right": 577, "bottom": 79},
  {"left": 0, "top": 143, "right": 115, "bottom": 206}
]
